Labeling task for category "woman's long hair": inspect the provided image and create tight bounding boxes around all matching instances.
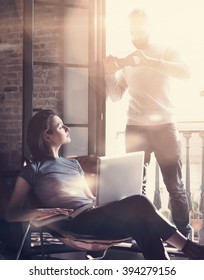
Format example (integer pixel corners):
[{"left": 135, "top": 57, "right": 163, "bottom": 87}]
[{"left": 27, "top": 109, "right": 56, "bottom": 162}]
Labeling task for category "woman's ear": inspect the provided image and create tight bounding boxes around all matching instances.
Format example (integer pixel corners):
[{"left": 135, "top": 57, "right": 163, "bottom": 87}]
[{"left": 43, "top": 133, "right": 50, "bottom": 143}]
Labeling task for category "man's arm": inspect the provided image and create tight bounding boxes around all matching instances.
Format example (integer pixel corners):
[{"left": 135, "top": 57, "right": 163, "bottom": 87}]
[
  {"left": 134, "top": 49, "right": 191, "bottom": 80},
  {"left": 103, "top": 56, "right": 128, "bottom": 102}
]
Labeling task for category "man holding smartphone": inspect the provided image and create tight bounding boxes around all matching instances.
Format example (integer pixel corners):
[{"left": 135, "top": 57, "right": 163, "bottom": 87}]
[{"left": 104, "top": 8, "right": 191, "bottom": 237}]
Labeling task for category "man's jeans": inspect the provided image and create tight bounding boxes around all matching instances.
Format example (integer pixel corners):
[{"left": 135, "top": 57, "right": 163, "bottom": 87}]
[{"left": 125, "top": 123, "right": 190, "bottom": 236}]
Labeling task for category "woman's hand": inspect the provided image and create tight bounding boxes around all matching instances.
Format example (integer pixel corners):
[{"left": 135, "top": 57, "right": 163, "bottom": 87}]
[{"left": 33, "top": 208, "right": 74, "bottom": 220}]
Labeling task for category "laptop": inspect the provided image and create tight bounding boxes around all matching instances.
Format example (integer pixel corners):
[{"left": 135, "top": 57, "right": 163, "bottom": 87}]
[
  {"left": 95, "top": 151, "right": 144, "bottom": 206},
  {"left": 31, "top": 151, "right": 144, "bottom": 227}
]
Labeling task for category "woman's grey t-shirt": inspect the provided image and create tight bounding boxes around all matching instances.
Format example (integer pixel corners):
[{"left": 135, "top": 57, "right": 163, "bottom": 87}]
[{"left": 19, "top": 157, "right": 93, "bottom": 209}]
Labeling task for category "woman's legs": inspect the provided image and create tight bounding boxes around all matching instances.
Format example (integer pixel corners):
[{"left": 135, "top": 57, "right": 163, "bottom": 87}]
[
  {"left": 166, "top": 231, "right": 204, "bottom": 259},
  {"left": 58, "top": 195, "right": 177, "bottom": 259},
  {"left": 140, "top": 232, "right": 170, "bottom": 260},
  {"left": 166, "top": 230, "right": 187, "bottom": 250}
]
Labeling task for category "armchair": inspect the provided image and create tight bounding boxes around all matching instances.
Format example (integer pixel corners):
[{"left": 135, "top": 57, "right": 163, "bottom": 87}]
[
  {"left": 1, "top": 155, "right": 186, "bottom": 260},
  {"left": 4, "top": 155, "right": 140, "bottom": 260}
]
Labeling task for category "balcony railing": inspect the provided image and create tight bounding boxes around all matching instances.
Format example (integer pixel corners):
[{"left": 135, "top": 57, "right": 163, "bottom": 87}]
[{"left": 115, "top": 124, "right": 204, "bottom": 244}]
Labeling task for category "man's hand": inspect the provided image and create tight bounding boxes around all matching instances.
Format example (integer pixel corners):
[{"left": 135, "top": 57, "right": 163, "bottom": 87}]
[
  {"left": 104, "top": 53, "right": 143, "bottom": 74},
  {"left": 103, "top": 52, "right": 151, "bottom": 74},
  {"left": 133, "top": 49, "right": 150, "bottom": 65},
  {"left": 103, "top": 55, "right": 119, "bottom": 74}
]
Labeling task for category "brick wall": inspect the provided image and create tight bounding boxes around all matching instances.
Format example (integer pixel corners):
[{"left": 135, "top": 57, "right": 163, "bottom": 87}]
[
  {"left": 0, "top": 0, "right": 23, "bottom": 172},
  {"left": 0, "top": 1, "right": 63, "bottom": 172},
  {"left": 33, "top": 3, "right": 63, "bottom": 117}
]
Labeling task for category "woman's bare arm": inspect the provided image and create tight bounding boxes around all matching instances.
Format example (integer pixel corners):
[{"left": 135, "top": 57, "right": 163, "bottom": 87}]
[{"left": 5, "top": 177, "right": 71, "bottom": 222}]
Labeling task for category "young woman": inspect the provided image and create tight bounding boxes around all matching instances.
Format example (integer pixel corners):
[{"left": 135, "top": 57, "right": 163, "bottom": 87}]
[{"left": 6, "top": 109, "right": 204, "bottom": 260}]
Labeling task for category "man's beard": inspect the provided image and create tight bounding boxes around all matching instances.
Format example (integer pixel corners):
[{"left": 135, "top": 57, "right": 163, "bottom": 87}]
[{"left": 132, "top": 38, "right": 149, "bottom": 50}]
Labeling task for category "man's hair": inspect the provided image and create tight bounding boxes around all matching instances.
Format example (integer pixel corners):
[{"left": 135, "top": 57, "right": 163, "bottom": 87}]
[
  {"left": 128, "top": 8, "right": 147, "bottom": 21},
  {"left": 27, "top": 109, "right": 56, "bottom": 162}
]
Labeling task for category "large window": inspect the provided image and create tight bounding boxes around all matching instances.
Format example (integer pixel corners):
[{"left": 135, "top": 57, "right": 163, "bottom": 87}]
[{"left": 105, "top": 0, "right": 204, "bottom": 155}]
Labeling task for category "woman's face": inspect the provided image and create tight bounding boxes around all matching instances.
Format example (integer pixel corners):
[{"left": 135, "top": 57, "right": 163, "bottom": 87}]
[{"left": 46, "top": 115, "right": 71, "bottom": 147}]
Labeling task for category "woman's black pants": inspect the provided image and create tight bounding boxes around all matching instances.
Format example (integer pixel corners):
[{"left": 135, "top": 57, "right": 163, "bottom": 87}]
[{"left": 58, "top": 195, "right": 177, "bottom": 260}]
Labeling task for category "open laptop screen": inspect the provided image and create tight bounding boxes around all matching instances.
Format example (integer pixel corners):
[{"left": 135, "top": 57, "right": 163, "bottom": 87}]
[{"left": 95, "top": 151, "right": 144, "bottom": 206}]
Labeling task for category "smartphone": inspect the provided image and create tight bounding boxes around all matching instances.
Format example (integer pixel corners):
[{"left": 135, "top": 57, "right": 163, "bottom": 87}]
[{"left": 115, "top": 56, "right": 136, "bottom": 68}]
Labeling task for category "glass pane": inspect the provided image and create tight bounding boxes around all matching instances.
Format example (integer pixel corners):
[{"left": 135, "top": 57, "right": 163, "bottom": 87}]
[
  {"left": 64, "top": 7, "right": 88, "bottom": 64},
  {"left": 33, "top": 65, "right": 63, "bottom": 116},
  {"left": 64, "top": 67, "right": 88, "bottom": 124},
  {"left": 63, "top": 127, "right": 88, "bottom": 156},
  {"left": 34, "top": 4, "right": 62, "bottom": 63}
]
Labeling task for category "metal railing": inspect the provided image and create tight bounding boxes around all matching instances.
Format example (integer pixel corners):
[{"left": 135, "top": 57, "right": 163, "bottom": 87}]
[{"left": 115, "top": 126, "right": 204, "bottom": 244}]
